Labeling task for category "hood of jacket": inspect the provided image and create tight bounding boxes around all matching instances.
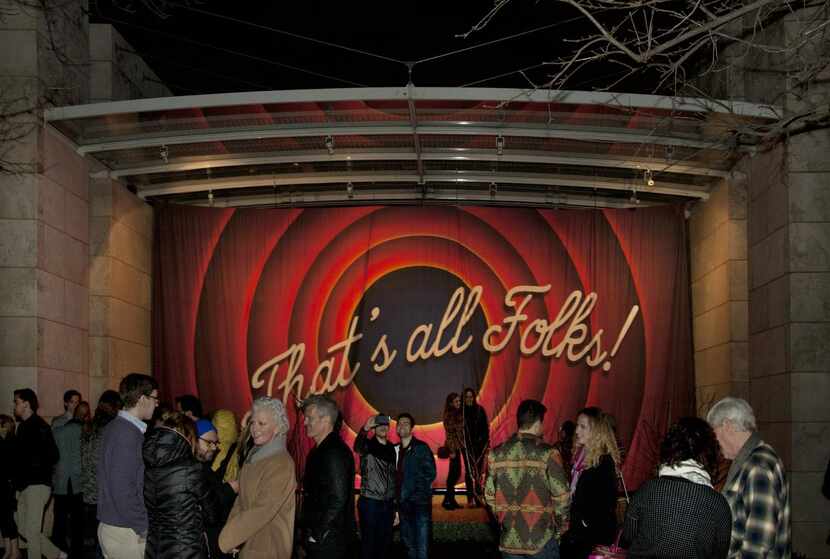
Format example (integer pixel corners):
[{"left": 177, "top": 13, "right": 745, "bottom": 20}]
[{"left": 143, "top": 426, "right": 193, "bottom": 468}]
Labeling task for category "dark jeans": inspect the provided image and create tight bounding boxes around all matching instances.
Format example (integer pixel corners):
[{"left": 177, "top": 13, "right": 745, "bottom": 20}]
[
  {"left": 399, "top": 501, "right": 431, "bottom": 559},
  {"left": 52, "top": 484, "right": 84, "bottom": 557},
  {"left": 358, "top": 497, "right": 394, "bottom": 559},
  {"left": 503, "top": 536, "right": 560, "bottom": 559},
  {"left": 444, "top": 453, "right": 461, "bottom": 504}
]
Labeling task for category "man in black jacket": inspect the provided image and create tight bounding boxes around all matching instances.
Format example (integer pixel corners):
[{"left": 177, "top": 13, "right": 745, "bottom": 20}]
[
  {"left": 301, "top": 395, "right": 356, "bottom": 559},
  {"left": 354, "top": 414, "right": 396, "bottom": 559},
  {"left": 194, "top": 419, "right": 237, "bottom": 559},
  {"left": 395, "top": 413, "right": 437, "bottom": 559},
  {"left": 13, "top": 388, "right": 65, "bottom": 559}
]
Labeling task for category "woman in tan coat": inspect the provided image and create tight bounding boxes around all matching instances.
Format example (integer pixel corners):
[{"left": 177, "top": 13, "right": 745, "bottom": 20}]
[{"left": 219, "top": 397, "right": 296, "bottom": 559}]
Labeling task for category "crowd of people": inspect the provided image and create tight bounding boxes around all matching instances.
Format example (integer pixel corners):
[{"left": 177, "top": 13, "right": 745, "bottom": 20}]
[{"left": 0, "top": 375, "right": 791, "bottom": 559}]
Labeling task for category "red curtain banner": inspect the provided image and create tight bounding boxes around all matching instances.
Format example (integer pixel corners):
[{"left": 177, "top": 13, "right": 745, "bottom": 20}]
[{"left": 152, "top": 204, "right": 694, "bottom": 489}]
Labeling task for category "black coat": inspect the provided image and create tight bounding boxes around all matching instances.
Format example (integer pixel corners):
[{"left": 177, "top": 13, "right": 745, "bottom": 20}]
[
  {"left": 302, "top": 431, "right": 356, "bottom": 547},
  {"left": 623, "top": 477, "right": 732, "bottom": 559},
  {"left": 562, "top": 454, "right": 619, "bottom": 559},
  {"left": 143, "top": 427, "right": 209, "bottom": 559},
  {"left": 13, "top": 414, "right": 58, "bottom": 490},
  {"left": 201, "top": 461, "right": 236, "bottom": 559},
  {"left": 463, "top": 403, "right": 489, "bottom": 456}
]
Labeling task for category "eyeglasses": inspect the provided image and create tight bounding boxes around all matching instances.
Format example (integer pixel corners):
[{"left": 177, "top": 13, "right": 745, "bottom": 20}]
[{"left": 199, "top": 437, "right": 219, "bottom": 448}]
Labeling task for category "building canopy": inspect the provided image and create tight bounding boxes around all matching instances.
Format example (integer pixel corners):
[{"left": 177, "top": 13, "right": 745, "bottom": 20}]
[{"left": 46, "top": 87, "right": 778, "bottom": 208}]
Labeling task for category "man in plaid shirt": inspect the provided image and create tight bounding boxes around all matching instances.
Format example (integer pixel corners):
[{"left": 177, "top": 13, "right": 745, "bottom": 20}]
[
  {"left": 485, "top": 400, "right": 569, "bottom": 558},
  {"left": 707, "top": 397, "right": 791, "bottom": 559}
]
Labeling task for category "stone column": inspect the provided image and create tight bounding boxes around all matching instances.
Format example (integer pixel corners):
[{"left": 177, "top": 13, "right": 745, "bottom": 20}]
[
  {"left": 0, "top": 128, "right": 90, "bottom": 418},
  {"left": 689, "top": 179, "right": 750, "bottom": 416},
  {"left": 748, "top": 132, "right": 830, "bottom": 557},
  {"left": 89, "top": 176, "right": 153, "bottom": 407}
]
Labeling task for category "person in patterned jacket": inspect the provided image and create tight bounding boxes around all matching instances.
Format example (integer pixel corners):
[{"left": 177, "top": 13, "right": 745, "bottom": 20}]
[
  {"left": 485, "top": 399, "right": 569, "bottom": 559},
  {"left": 707, "top": 397, "right": 791, "bottom": 559}
]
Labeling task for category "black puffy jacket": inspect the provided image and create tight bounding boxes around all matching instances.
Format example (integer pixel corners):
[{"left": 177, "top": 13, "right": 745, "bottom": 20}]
[{"left": 143, "top": 427, "right": 209, "bottom": 559}]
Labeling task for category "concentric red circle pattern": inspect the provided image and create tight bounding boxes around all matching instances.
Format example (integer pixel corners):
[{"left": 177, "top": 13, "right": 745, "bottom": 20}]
[{"left": 155, "top": 204, "right": 693, "bottom": 489}]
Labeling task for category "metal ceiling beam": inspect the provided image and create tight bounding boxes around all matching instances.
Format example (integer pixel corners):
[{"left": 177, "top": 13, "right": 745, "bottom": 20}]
[
  {"left": 45, "top": 86, "right": 780, "bottom": 121},
  {"left": 75, "top": 123, "right": 732, "bottom": 155},
  {"left": 137, "top": 170, "right": 709, "bottom": 200},
  {"left": 105, "top": 149, "right": 728, "bottom": 179},
  {"left": 189, "top": 187, "right": 656, "bottom": 210},
  {"left": 407, "top": 83, "right": 425, "bottom": 186}
]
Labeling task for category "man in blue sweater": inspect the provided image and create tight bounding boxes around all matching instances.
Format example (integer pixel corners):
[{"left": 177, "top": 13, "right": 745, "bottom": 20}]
[{"left": 97, "top": 373, "right": 158, "bottom": 559}]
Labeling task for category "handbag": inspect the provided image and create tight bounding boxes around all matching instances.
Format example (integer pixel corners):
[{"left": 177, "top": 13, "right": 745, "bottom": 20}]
[
  {"left": 615, "top": 465, "right": 630, "bottom": 527},
  {"left": 589, "top": 536, "right": 627, "bottom": 559}
]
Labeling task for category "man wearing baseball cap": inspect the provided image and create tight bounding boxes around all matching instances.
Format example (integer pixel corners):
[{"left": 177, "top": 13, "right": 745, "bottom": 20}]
[{"left": 353, "top": 414, "right": 397, "bottom": 559}]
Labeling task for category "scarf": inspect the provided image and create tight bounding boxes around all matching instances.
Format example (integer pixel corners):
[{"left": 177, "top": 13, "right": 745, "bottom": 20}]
[
  {"left": 570, "top": 445, "right": 586, "bottom": 497},
  {"left": 246, "top": 434, "right": 286, "bottom": 464},
  {"left": 658, "top": 459, "right": 712, "bottom": 487}
]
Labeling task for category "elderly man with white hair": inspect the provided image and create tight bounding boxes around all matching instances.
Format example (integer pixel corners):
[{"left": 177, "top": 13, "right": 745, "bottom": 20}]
[
  {"left": 219, "top": 397, "right": 296, "bottom": 559},
  {"left": 706, "top": 397, "right": 790, "bottom": 559}
]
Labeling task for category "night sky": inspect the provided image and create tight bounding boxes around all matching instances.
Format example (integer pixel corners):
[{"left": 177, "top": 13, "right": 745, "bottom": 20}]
[{"left": 88, "top": 0, "right": 655, "bottom": 95}]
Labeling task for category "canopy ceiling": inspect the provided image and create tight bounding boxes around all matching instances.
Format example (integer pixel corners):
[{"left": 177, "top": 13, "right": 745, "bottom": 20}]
[{"left": 45, "top": 87, "right": 778, "bottom": 209}]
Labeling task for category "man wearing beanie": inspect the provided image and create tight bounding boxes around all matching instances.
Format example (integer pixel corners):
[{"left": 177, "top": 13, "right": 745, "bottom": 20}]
[{"left": 194, "top": 419, "right": 238, "bottom": 559}]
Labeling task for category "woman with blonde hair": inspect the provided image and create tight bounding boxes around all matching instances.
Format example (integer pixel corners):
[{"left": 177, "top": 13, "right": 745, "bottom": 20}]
[
  {"left": 561, "top": 407, "right": 621, "bottom": 559},
  {"left": 219, "top": 397, "right": 296, "bottom": 559}
]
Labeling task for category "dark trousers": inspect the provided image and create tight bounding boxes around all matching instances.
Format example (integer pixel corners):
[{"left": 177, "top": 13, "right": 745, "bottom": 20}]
[
  {"left": 84, "top": 503, "right": 105, "bottom": 559},
  {"left": 357, "top": 497, "right": 394, "bottom": 559},
  {"left": 399, "top": 501, "right": 431, "bottom": 559},
  {"left": 462, "top": 446, "right": 486, "bottom": 502},
  {"left": 52, "top": 483, "right": 84, "bottom": 558},
  {"left": 444, "top": 454, "right": 461, "bottom": 504},
  {"left": 0, "top": 480, "right": 18, "bottom": 539},
  {"left": 305, "top": 537, "right": 349, "bottom": 559}
]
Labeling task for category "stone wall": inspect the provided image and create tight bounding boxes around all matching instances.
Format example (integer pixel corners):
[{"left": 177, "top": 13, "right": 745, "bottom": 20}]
[
  {"left": 89, "top": 24, "right": 171, "bottom": 103},
  {"left": 1, "top": 1, "right": 157, "bottom": 417},
  {"left": 747, "top": 134, "right": 830, "bottom": 558},
  {"left": 0, "top": 127, "right": 90, "bottom": 418},
  {"left": 89, "top": 175, "right": 153, "bottom": 405},
  {"left": 688, "top": 179, "right": 749, "bottom": 416}
]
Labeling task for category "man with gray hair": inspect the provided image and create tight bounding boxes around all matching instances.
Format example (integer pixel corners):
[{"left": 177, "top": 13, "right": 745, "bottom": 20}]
[
  {"left": 301, "top": 395, "right": 356, "bottom": 559},
  {"left": 706, "top": 397, "right": 790, "bottom": 559}
]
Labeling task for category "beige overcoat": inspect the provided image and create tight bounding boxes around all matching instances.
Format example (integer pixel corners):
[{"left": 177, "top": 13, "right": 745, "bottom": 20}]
[{"left": 219, "top": 450, "right": 296, "bottom": 559}]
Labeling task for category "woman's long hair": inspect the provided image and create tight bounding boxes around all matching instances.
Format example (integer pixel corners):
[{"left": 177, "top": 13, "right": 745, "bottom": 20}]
[
  {"left": 160, "top": 412, "right": 197, "bottom": 450},
  {"left": 91, "top": 390, "right": 121, "bottom": 434},
  {"left": 443, "top": 392, "right": 460, "bottom": 419},
  {"left": 578, "top": 407, "right": 620, "bottom": 469}
]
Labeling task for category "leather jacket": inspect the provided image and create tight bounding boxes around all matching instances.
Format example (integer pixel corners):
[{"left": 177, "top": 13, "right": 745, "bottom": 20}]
[
  {"left": 353, "top": 429, "right": 396, "bottom": 501},
  {"left": 302, "top": 431, "right": 356, "bottom": 545}
]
